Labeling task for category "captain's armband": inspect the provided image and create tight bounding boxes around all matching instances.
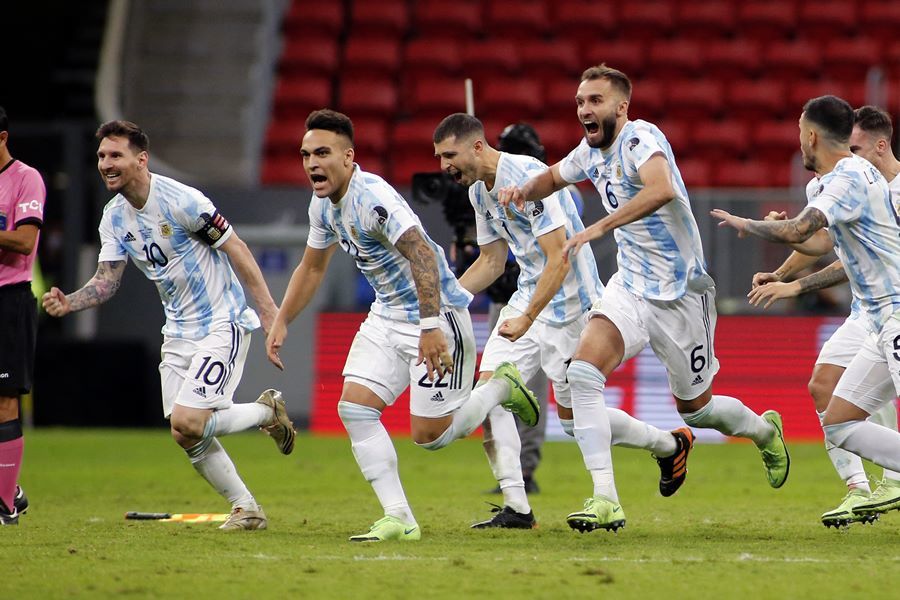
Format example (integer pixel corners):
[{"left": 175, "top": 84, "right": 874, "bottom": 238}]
[{"left": 194, "top": 211, "right": 231, "bottom": 246}]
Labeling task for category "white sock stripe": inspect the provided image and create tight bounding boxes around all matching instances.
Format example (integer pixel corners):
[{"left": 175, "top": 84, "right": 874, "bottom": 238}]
[
  {"left": 567, "top": 359, "right": 606, "bottom": 386},
  {"left": 337, "top": 400, "right": 382, "bottom": 422},
  {"left": 186, "top": 436, "right": 213, "bottom": 459},
  {"left": 201, "top": 412, "right": 218, "bottom": 439}
]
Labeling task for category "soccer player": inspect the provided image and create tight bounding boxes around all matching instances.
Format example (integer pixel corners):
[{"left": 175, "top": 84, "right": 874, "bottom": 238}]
[
  {"left": 433, "top": 113, "right": 694, "bottom": 530},
  {"left": 42, "top": 120, "right": 294, "bottom": 531},
  {"left": 499, "top": 65, "right": 790, "bottom": 532},
  {"left": 713, "top": 95, "right": 900, "bottom": 492},
  {"left": 0, "top": 106, "right": 44, "bottom": 525},
  {"left": 265, "top": 109, "right": 538, "bottom": 542},
  {"left": 746, "top": 105, "right": 900, "bottom": 526}
]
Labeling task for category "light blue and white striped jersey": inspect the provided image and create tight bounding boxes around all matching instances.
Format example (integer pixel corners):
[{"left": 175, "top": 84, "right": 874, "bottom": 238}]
[
  {"left": 471, "top": 152, "right": 603, "bottom": 325},
  {"left": 806, "top": 156, "right": 900, "bottom": 333},
  {"left": 558, "top": 120, "right": 713, "bottom": 301},
  {"left": 306, "top": 165, "right": 472, "bottom": 322},
  {"left": 97, "top": 173, "right": 260, "bottom": 340}
]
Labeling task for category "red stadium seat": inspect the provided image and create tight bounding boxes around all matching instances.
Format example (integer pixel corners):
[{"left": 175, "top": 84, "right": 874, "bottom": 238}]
[
  {"left": 353, "top": 152, "right": 388, "bottom": 179},
  {"left": 348, "top": 118, "right": 389, "bottom": 155},
  {"left": 543, "top": 77, "right": 579, "bottom": 113},
  {"left": 279, "top": 36, "right": 340, "bottom": 77},
  {"left": 583, "top": 40, "right": 647, "bottom": 80},
  {"left": 391, "top": 153, "right": 442, "bottom": 185},
  {"left": 350, "top": 0, "right": 409, "bottom": 38},
  {"left": 261, "top": 155, "right": 308, "bottom": 186},
  {"left": 798, "top": 0, "right": 858, "bottom": 40},
  {"left": 618, "top": 3, "right": 675, "bottom": 42},
  {"left": 675, "top": 158, "right": 712, "bottom": 188},
  {"left": 737, "top": 2, "right": 797, "bottom": 42},
  {"left": 408, "top": 78, "right": 470, "bottom": 117},
  {"left": 518, "top": 41, "right": 581, "bottom": 81},
  {"left": 530, "top": 118, "right": 583, "bottom": 162},
  {"left": 691, "top": 120, "right": 751, "bottom": 161},
  {"left": 553, "top": 1, "right": 617, "bottom": 44},
  {"left": 652, "top": 118, "right": 692, "bottom": 158},
  {"left": 787, "top": 80, "right": 849, "bottom": 109},
  {"left": 763, "top": 40, "right": 823, "bottom": 82},
  {"left": 676, "top": 2, "right": 737, "bottom": 40},
  {"left": 703, "top": 40, "right": 762, "bottom": 81},
  {"left": 271, "top": 76, "right": 332, "bottom": 119},
  {"left": 477, "top": 78, "right": 544, "bottom": 122},
  {"left": 461, "top": 40, "right": 521, "bottom": 84},
  {"left": 752, "top": 121, "right": 800, "bottom": 163},
  {"left": 665, "top": 79, "right": 725, "bottom": 121},
  {"left": 413, "top": 0, "right": 482, "bottom": 39},
  {"left": 726, "top": 79, "right": 788, "bottom": 122},
  {"left": 403, "top": 38, "right": 462, "bottom": 77},
  {"left": 393, "top": 118, "right": 439, "bottom": 157},
  {"left": 821, "top": 37, "right": 882, "bottom": 83},
  {"left": 338, "top": 78, "right": 398, "bottom": 118},
  {"left": 647, "top": 40, "right": 703, "bottom": 80},
  {"left": 282, "top": 0, "right": 344, "bottom": 37},
  {"left": 342, "top": 36, "right": 402, "bottom": 79},
  {"left": 713, "top": 159, "right": 790, "bottom": 188},
  {"left": 485, "top": 0, "right": 548, "bottom": 40},
  {"left": 628, "top": 79, "right": 667, "bottom": 122},
  {"left": 859, "top": 1, "right": 900, "bottom": 44},
  {"left": 264, "top": 118, "right": 306, "bottom": 156}
]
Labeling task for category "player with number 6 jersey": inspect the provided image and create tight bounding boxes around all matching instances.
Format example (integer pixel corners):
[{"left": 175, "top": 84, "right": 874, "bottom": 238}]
[{"left": 42, "top": 120, "right": 294, "bottom": 531}]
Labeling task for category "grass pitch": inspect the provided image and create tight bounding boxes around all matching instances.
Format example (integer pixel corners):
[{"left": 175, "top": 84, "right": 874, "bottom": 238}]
[{"left": 9, "top": 429, "right": 900, "bottom": 599}]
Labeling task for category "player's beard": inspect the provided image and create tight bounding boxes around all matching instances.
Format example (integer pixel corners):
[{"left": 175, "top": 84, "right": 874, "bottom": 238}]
[
  {"left": 587, "top": 113, "right": 618, "bottom": 149},
  {"left": 801, "top": 149, "right": 818, "bottom": 173}
]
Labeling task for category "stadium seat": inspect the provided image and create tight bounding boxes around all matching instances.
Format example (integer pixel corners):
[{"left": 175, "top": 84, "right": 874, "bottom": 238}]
[
  {"left": 652, "top": 118, "right": 692, "bottom": 158},
  {"left": 752, "top": 120, "right": 800, "bottom": 162},
  {"left": 413, "top": 0, "right": 482, "bottom": 39},
  {"left": 583, "top": 40, "right": 647, "bottom": 80},
  {"left": 342, "top": 36, "right": 402, "bottom": 80},
  {"left": 261, "top": 155, "right": 307, "bottom": 186},
  {"left": 279, "top": 36, "right": 340, "bottom": 77},
  {"left": 726, "top": 79, "right": 788, "bottom": 122},
  {"left": 353, "top": 152, "right": 388, "bottom": 179},
  {"left": 338, "top": 78, "right": 398, "bottom": 118},
  {"left": 264, "top": 118, "right": 306, "bottom": 156},
  {"left": 348, "top": 118, "right": 389, "bottom": 155},
  {"left": 408, "top": 78, "right": 470, "bottom": 117},
  {"left": 737, "top": 2, "right": 797, "bottom": 41},
  {"left": 859, "top": 1, "right": 900, "bottom": 44},
  {"left": 664, "top": 79, "right": 725, "bottom": 121},
  {"left": 403, "top": 38, "right": 462, "bottom": 78},
  {"left": 282, "top": 0, "right": 344, "bottom": 38},
  {"left": 518, "top": 41, "right": 580, "bottom": 81},
  {"left": 675, "top": 2, "right": 737, "bottom": 40},
  {"left": 618, "top": 3, "right": 675, "bottom": 42},
  {"left": 461, "top": 40, "right": 521, "bottom": 84},
  {"left": 713, "top": 159, "right": 790, "bottom": 188},
  {"left": 675, "top": 157, "right": 712, "bottom": 188},
  {"left": 391, "top": 152, "right": 442, "bottom": 185},
  {"left": 763, "top": 40, "right": 823, "bottom": 82},
  {"left": 485, "top": 0, "right": 548, "bottom": 41},
  {"left": 821, "top": 37, "right": 882, "bottom": 83},
  {"left": 530, "top": 118, "right": 583, "bottom": 162},
  {"left": 798, "top": 0, "right": 858, "bottom": 40},
  {"left": 543, "top": 77, "right": 579, "bottom": 113},
  {"left": 787, "top": 80, "right": 848, "bottom": 109},
  {"left": 477, "top": 78, "right": 544, "bottom": 122},
  {"left": 271, "top": 76, "right": 332, "bottom": 119},
  {"left": 691, "top": 120, "right": 750, "bottom": 162},
  {"left": 349, "top": 0, "right": 409, "bottom": 38},
  {"left": 647, "top": 40, "right": 703, "bottom": 80},
  {"left": 703, "top": 40, "right": 762, "bottom": 81},
  {"left": 553, "top": 1, "right": 617, "bottom": 44},
  {"left": 885, "top": 41, "right": 900, "bottom": 81},
  {"left": 628, "top": 79, "right": 667, "bottom": 122},
  {"left": 392, "top": 118, "right": 439, "bottom": 157}
]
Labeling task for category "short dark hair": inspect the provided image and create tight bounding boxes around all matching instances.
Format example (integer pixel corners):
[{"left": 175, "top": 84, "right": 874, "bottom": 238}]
[
  {"left": 581, "top": 64, "right": 632, "bottom": 100},
  {"left": 433, "top": 113, "right": 485, "bottom": 144},
  {"left": 96, "top": 120, "right": 149, "bottom": 152},
  {"left": 306, "top": 109, "right": 354, "bottom": 145},
  {"left": 498, "top": 123, "right": 545, "bottom": 162},
  {"left": 0, "top": 106, "right": 8, "bottom": 133},
  {"left": 853, "top": 105, "right": 894, "bottom": 141},
  {"left": 802, "top": 95, "right": 854, "bottom": 143}
]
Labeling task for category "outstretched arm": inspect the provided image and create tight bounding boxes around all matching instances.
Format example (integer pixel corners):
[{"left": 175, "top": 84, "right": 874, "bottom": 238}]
[
  {"left": 748, "top": 259, "right": 848, "bottom": 309},
  {"left": 42, "top": 260, "right": 127, "bottom": 317},
  {"left": 711, "top": 206, "right": 828, "bottom": 243},
  {"left": 395, "top": 226, "right": 453, "bottom": 381},
  {"left": 497, "top": 163, "right": 568, "bottom": 210}
]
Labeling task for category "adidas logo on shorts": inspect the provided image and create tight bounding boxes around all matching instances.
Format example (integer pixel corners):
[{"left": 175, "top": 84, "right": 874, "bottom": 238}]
[
  {"left": 193, "top": 385, "right": 207, "bottom": 398},
  {"left": 430, "top": 391, "right": 445, "bottom": 402},
  {"left": 691, "top": 374, "right": 704, "bottom": 386}
]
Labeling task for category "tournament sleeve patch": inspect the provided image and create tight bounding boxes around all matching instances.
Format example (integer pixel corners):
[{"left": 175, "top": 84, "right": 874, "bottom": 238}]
[
  {"left": 193, "top": 210, "right": 231, "bottom": 245},
  {"left": 373, "top": 205, "right": 388, "bottom": 225}
]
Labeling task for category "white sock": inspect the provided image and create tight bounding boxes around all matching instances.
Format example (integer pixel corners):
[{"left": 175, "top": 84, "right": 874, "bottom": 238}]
[
  {"left": 203, "top": 404, "right": 271, "bottom": 438},
  {"left": 451, "top": 378, "right": 509, "bottom": 439},
  {"left": 482, "top": 405, "right": 529, "bottom": 514},
  {"left": 867, "top": 402, "right": 900, "bottom": 481},
  {"left": 608, "top": 408, "right": 677, "bottom": 456},
  {"left": 568, "top": 360, "right": 618, "bottom": 502},
  {"left": 681, "top": 395, "right": 773, "bottom": 446},
  {"left": 817, "top": 411, "right": 869, "bottom": 491},
  {"left": 824, "top": 420, "right": 900, "bottom": 472},
  {"left": 338, "top": 401, "right": 415, "bottom": 524},
  {"left": 185, "top": 437, "right": 257, "bottom": 510},
  {"left": 559, "top": 418, "right": 574, "bottom": 437}
]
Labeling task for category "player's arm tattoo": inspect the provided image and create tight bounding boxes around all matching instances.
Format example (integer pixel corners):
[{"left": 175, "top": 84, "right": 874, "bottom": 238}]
[
  {"left": 395, "top": 227, "right": 441, "bottom": 319},
  {"left": 797, "top": 260, "right": 848, "bottom": 294},
  {"left": 66, "top": 260, "right": 127, "bottom": 311},
  {"left": 744, "top": 207, "right": 828, "bottom": 243}
]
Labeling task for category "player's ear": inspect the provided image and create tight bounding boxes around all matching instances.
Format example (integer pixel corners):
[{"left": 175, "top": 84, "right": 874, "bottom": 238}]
[
  {"left": 876, "top": 138, "right": 888, "bottom": 154},
  {"left": 344, "top": 146, "right": 354, "bottom": 167},
  {"left": 137, "top": 150, "right": 149, "bottom": 169},
  {"left": 616, "top": 98, "right": 629, "bottom": 117}
]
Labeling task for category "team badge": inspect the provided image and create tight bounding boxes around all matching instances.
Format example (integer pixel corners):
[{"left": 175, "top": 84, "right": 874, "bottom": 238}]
[
  {"left": 616, "top": 164, "right": 623, "bottom": 179},
  {"left": 159, "top": 222, "right": 173, "bottom": 238}
]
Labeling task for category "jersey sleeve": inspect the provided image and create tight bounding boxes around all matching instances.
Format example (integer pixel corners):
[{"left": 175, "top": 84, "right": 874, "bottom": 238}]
[
  {"left": 360, "top": 190, "right": 418, "bottom": 246},
  {"left": 175, "top": 190, "right": 233, "bottom": 248},
  {"left": 558, "top": 143, "right": 590, "bottom": 184},
  {"left": 306, "top": 197, "right": 337, "bottom": 249},
  {"left": 13, "top": 168, "right": 46, "bottom": 228},
  {"left": 97, "top": 207, "right": 128, "bottom": 263},
  {"left": 472, "top": 186, "right": 501, "bottom": 245},
  {"left": 623, "top": 128, "right": 665, "bottom": 173},
  {"left": 528, "top": 189, "right": 567, "bottom": 238},
  {"left": 806, "top": 171, "right": 858, "bottom": 227}
]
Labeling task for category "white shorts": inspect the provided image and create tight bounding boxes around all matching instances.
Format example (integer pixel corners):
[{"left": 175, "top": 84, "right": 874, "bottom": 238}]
[
  {"left": 588, "top": 272, "right": 720, "bottom": 400},
  {"left": 159, "top": 323, "right": 251, "bottom": 418},
  {"left": 479, "top": 304, "right": 584, "bottom": 409},
  {"left": 833, "top": 318, "right": 900, "bottom": 415},
  {"left": 343, "top": 307, "right": 477, "bottom": 419},
  {"left": 817, "top": 317, "right": 867, "bottom": 368}
]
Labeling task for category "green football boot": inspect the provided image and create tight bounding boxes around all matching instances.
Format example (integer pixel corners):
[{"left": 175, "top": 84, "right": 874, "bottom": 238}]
[
  {"left": 349, "top": 516, "right": 421, "bottom": 542},
  {"left": 821, "top": 489, "right": 878, "bottom": 528},
  {"left": 494, "top": 362, "right": 540, "bottom": 427},
  {"left": 852, "top": 478, "right": 900, "bottom": 517},
  {"left": 758, "top": 410, "right": 790, "bottom": 488},
  {"left": 566, "top": 495, "right": 626, "bottom": 533}
]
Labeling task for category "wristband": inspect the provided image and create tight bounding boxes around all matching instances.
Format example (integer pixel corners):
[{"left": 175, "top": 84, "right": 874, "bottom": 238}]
[{"left": 419, "top": 316, "right": 441, "bottom": 331}]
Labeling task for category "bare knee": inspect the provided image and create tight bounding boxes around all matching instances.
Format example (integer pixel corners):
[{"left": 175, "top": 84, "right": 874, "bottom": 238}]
[
  {"left": 169, "top": 414, "right": 205, "bottom": 441},
  {"left": 808, "top": 377, "right": 832, "bottom": 412}
]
